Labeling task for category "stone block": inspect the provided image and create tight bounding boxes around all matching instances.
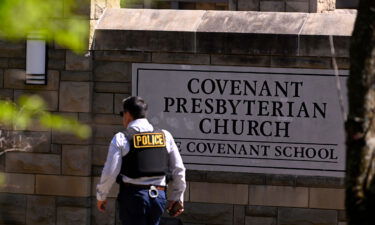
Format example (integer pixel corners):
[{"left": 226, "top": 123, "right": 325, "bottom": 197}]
[
  {"left": 94, "top": 114, "right": 122, "bottom": 125},
  {"left": 249, "top": 185, "right": 308, "bottom": 207},
  {"left": 0, "top": 173, "right": 35, "bottom": 194},
  {"left": 0, "top": 193, "right": 27, "bottom": 225},
  {"left": 92, "top": 145, "right": 108, "bottom": 166},
  {"left": 8, "top": 58, "right": 26, "bottom": 68},
  {"left": 245, "top": 216, "right": 276, "bottom": 225},
  {"left": 1, "top": 131, "right": 51, "bottom": 153},
  {"left": 51, "top": 144, "right": 62, "bottom": 154},
  {"left": 270, "top": 56, "right": 332, "bottom": 69},
  {"left": 52, "top": 131, "right": 91, "bottom": 145},
  {"left": 79, "top": 113, "right": 93, "bottom": 123},
  {"left": 0, "top": 40, "right": 26, "bottom": 58},
  {"left": 260, "top": 1, "right": 285, "bottom": 12},
  {"left": 93, "top": 51, "right": 151, "bottom": 62},
  {"left": 114, "top": 94, "right": 129, "bottom": 114},
  {"left": 0, "top": 88, "right": 13, "bottom": 100},
  {"left": 93, "top": 125, "right": 123, "bottom": 145},
  {"left": 296, "top": 176, "right": 344, "bottom": 188},
  {"left": 211, "top": 55, "right": 271, "bottom": 67},
  {"left": 0, "top": 58, "right": 8, "bottom": 68},
  {"left": 152, "top": 53, "right": 210, "bottom": 65},
  {"left": 66, "top": 51, "right": 92, "bottom": 71},
  {"left": 0, "top": 156, "right": 4, "bottom": 172},
  {"left": 285, "top": 1, "right": 309, "bottom": 12},
  {"left": 91, "top": 197, "right": 116, "bottom": 225},
  {"left": 205, "top": 171, "right": 265, "bottom": 185},
  {"left": 92, "top": 177, "right": 119, "bottom": 198},
  {"left": 246, "top": 206, "right": 277, "bottom": 217},
  {"left": 57, "top": 196, "right": 91, "bottom": 207},
  {"left": 57, "top": 207, "right": 90, "bottom": 225},
  {"left": 93, "top": 93, "right": 113, "bottom": 113},
  {"left": 94, "top": 61, "right": 131, "bottom": 82},
  {"left": 94, "top": 82, "right": 130, "bottom": 93},
  {"left": 6, "top": 152, "right": 60, "bottom": 174},
  {"left": 62, "top": 145, "right": 91, "bottom": 176},
  {"left": 61, "top": 71, "right": 92, "bottom": 81},
  {"left": 338, "top": 222, "right": 347, "bottom": 225},
  {"left": 0, "top": 69, "right": 3, "bottom": 88},
  {"left": 4, "top": 69, "right": 59, "bottom": 91},
  {"left": 278, "top": 208, "right": 337, "bottom": 225},
  {"left": 179, "top": 202, "right": 233, "bottom": 225},
  {"left": 48, "top": 49, "right": 65, "bottom": 60},
  {"left": 238, "top": 0, "right": 259, "bottom": 10},
  {"left": 26, "top": 195, "right": 56, "bottom": 225},
  {"left": 338, "top": 210, "right": 347, "bottom": 221},
  {"left": 309, "top": 188, "right": 345, "bottom": 210},
  {"left": 14, "top": 90, "right": 58, "bottom": 111},
  {"left": 265, "top": 174, "right": 296, "bottom": 186},
  {"left": 190, "top": 182, "right": 248, "bottom": 205},
  {"left": 234, "top": 205, "right": 245, "bottom": 225},
  {"left": 59, "top": 81, "right": 92, "bottom": 112},
  {"left": 48, "top": 59, "right": 65, "bottom": 70},
  {"left": 36, "top": 175, "right": 91, "bottom": 197}
]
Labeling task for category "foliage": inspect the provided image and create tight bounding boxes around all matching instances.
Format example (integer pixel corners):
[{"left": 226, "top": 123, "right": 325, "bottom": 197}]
[
  {"left": 0, "top": 95, "right": 91, "bottom": 139},
  {"left": 0, "top": 0, "right": 88, "bottom": 51}
]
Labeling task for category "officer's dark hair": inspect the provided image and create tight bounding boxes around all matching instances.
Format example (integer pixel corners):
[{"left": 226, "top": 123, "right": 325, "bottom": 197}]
[{"left": 122, "top": 96, "right": 148, "bottom": 119}]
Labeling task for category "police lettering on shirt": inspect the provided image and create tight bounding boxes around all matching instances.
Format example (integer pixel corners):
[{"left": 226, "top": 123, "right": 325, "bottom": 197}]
[{"left": 134, "top": 133, "right": 166, "bottom": 148}]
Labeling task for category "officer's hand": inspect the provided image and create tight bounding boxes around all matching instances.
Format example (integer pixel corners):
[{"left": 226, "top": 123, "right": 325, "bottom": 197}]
[
  {"left": 97, "top": 200, "right": 107, "bottom": 212},
  {"left": 167, "top": 200, "right": 184, "bottom": 217}
]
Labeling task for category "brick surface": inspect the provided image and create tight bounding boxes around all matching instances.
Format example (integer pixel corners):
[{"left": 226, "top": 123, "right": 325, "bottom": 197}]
[
  {"left": 57, "top": 207, "right": 90, "bottom": 225},
  {"left": 66, "top": 51, "right": 92, "bottom": 71},
  {"left": 92, "top": 177, "right": 119, "bottom": 198},
  {"left": 52, "top": 131, "right": 91, "bottom": 145},
  {"left": 0, "top": 88, "right": 13, "bottom": 100},
  {"left": 286, "top": 1, "right": 309, "bottom": 12},
  {"left": 309, "top": 188, "right": 345, "bottom": 209},
  {"left": 94, "top": 114, "right": 122, "bottom": 125},
  {"left": 4, "top": 69, "right": 60, "bottom": 91},
  {"left": 265, "top": 174, "right": 296, "bottom": 186},
  {"left": 14, "top": 90, "right": 58, "bottom": 111},
  {"left": 245, "top": 216, "right": 276, "bottom": 225},
  {"left": 237, "top": 0, "right": 259, "bottom": 10},
  {"left": 36, "top": 175, "right": 91, "bottom": 197},
  {"left": 278, "top": 208, "right": 337, "bottom": 225},
  {"left": 0, "top": 40, "right": 26, "bottom": 58},
  {"left": 57, "top": 196, "right": 91, "bottom": 207},
  {"left": 94, "top": 61, "right": 131, "bottom": 82},
  {"left": 211, "top": 55, "right": 271, "bottom": 67},
  {"left": 180, "top": 202, "right": 233, "bottom": 225},
  {"left": 0, "top": 58, "right": 8, "bottom": 68},
  {"left": 48, "top": 49, "right": 65, "bottom": 60},
  {"left": 93, "top": 124, "right": 123, "bottom": 144},
  {"left": 61, "top": 71, "right": 92, "bottom": 81},
  {"left": 249, "top": 185, "right": 308, "bottom": 207},
  {"left": 205, "top": 171, "right": 265, "bottom": 185},
  {"left": 91, "top": 197, "right": 116, "bottom": 225},
  {"left": 114, "top": 93, "right": 129, "bottom": 114},
  {"left": 234, "top": 205, "right": 245, "bottom": 225},
  {"left": 270, "top": 56, "right": 332, "bottom": 69},
  {"left": 95, "top": 82, "right": 130, "bottom": 93},
  {"left": 190, "top": 182, "right": 248, "bottom": 204},
  {"left": 260, "top": 1, "right": 285, "bottom": 12},
  {"left": 62, "top": 145, "right": 91, "bottom": 176},
  {"left": 296, "top": 176, "right": 344, "bottom": 188},
  {"left": 246, "top": 206, "right": 277, "bottom": 217},
  {"left": 6, "top": 152, "right": 60, "bottom": 174},
  {"left": 0, "top": 69, "right": 3, "bottom": 88},
  {"left": 79, "top": 112, "right": 93, "bottom": 123},
  {"left": 26, "top": 195, "right": 56, "bottom": 225},
  {"left": 59, "top": 81, "right": 92, "bottom": 112},
  {"left": 93, "top": 93, "right": 113, "bottom": 113},
  {"left": 0, "top": 173, "right": 35, "bottom": 194},
  {"left": 8, "top": 58, "right": 25, "bottom": 68},
  {"left": 94, "top": 50, "right": 151, "bottom": 62},
  {"left": 152, "top": 53, "right": 210, "bottom": 65},
  {"left": 0, "top": 193, "right": 27, "bottom": 225},
  {"left": 48, "top": 59, "right": 65, "bottom": 70},
  {"left": 92, "top": 145, "right": 108, "bottom": 166}
]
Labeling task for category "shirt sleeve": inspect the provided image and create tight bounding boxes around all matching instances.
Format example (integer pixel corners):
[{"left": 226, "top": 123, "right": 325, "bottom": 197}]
[
  {"left": 96, "top": 132, "right": 126, "bottom": 201},
  {"left": 164, "top": 130, "right": 186, "bottom": 202}
]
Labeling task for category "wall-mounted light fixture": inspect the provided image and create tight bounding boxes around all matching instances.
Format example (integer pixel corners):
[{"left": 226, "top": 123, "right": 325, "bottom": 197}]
[{"left": 26, "top": 33, "right": 47, "bottom": 85}]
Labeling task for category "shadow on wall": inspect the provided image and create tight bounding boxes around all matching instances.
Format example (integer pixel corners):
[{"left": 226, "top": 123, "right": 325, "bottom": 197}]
[{"left": 336, "top": 0, "right": 358, "bottom": 8}]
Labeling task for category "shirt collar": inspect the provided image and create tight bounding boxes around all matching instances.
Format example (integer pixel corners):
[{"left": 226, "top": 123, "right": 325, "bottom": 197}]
[{"left": 127, "top": 118, "right": 153, "bottom": 131}]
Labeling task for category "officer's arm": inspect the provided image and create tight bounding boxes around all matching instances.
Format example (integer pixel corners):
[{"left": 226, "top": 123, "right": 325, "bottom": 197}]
[
  {"left": 96, "top": 133, "right": 125, "bottom": 202},
  {"left": 164, "top": 130, "right": 186, "bottom": 203}
]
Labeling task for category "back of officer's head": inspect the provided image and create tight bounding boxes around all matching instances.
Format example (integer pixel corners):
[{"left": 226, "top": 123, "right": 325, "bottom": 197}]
[{"left": 122, "top": 96, "right": 148, "bottom": 119}]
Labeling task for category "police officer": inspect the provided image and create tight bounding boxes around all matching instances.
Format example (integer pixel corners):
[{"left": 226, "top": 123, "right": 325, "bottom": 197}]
[{"left": 96, "top": 96, "right": 186, "bottom": 225}]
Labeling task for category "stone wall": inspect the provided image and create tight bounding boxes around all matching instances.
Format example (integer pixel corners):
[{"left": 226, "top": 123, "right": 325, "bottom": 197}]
[{"left": 0, "top": 8, "right": 354, "bottom": 225}]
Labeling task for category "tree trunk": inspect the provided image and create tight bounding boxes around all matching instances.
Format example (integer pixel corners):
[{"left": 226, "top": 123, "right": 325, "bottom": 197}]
[{"left": 346, "top": 1, "right": 375, "bottom": 224}]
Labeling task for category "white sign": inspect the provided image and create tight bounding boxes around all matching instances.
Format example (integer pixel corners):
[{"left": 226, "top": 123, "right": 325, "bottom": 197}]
[{"left": 132, "top": 64, "right": 348, "bottom": 177}]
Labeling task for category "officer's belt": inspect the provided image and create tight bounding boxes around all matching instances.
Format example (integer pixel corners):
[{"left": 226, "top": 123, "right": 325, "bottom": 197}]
[{"left": 122, "top": 182, "right": 166, "bottom": 191}]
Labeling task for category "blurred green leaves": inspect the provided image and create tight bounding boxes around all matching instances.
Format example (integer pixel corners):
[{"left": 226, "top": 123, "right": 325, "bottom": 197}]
[
  {"left": 0, "top": 0, "right": 88, "bottom": 51},
  {"left": 0, "top": 95, "right": 91, "bottom": 139}
]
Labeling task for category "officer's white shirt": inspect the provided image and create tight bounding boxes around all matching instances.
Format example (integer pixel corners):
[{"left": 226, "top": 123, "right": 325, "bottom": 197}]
[{"left": 96, "top": 118, "right": 186, "bottom": 202}]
